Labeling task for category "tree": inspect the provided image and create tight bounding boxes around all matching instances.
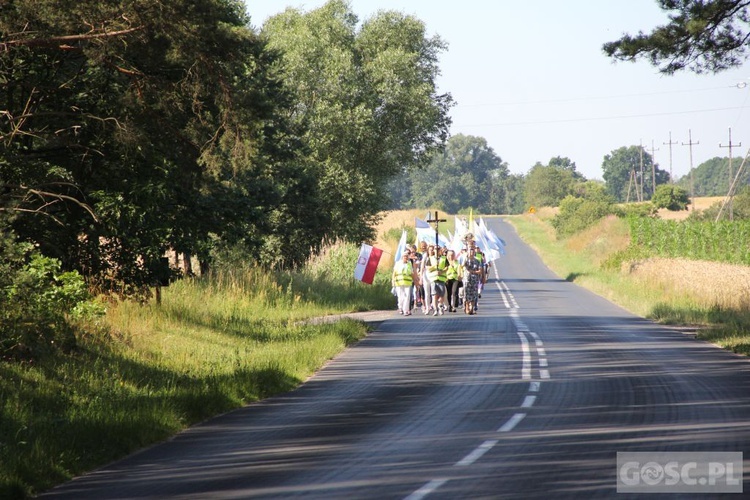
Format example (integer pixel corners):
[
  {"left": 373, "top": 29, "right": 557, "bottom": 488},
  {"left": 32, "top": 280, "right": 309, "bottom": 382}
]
[
  {"left": 549, "top": 156, "right": 586, "bottom": 181},
  {"left": 603, "top": 0, "right": 750, "bottom": 74},
  {"left": 410, "top": 134, "right": 507, "bottom": 213},
  {"left": 602, "top": 146, "right": 669, "bottom": 202},
  {"left": 674, "top": 156, "right": 750, "bottom": 196},
  {"left": 572, "top": 180, "right": 613, "bottom": 202},
  {"left": 385, "top": 170, "right": 415, "bottom": 210},
  {"left": 494, "top": 174, "right": 527, "bottom": 215},
  {"left": 0, "top": 0, "right": 304, "bottom": 291},
  {"left": 523, "top": 159, "right": 581, "bottom": 208},
  {"left": 262, "top": 0, "right": 453, "bottom": 242}
]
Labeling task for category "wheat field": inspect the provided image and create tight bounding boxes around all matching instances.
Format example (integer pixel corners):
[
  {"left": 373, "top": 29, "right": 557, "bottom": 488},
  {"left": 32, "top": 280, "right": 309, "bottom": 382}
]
[{"left": 624, "top": 257, "right": 750, "bottom": 310}]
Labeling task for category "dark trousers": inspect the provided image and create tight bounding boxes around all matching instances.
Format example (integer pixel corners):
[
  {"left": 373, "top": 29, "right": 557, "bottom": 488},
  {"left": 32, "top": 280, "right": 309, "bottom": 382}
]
[{"left": 446, "top": 279, "right": 460, "bottom": 310}]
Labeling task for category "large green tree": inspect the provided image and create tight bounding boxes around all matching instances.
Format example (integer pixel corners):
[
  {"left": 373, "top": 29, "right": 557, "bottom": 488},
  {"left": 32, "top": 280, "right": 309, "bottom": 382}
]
[
  {"left": 602, "top": 146, "right": 670, "bottom": 202},
  {"left": 410, "top": 134, "right": 507, "bottom": 214},
  {"left": 603, "top": 0, "right": 750, "bottom": 74},
  {"left": 523, "top": 157, "right": 584, "bottom": 208},
  {"left": 262, "top": 0, "right": 453, "bottom": 242},
  {"left": 490, "top": 173, "right": 526, "bottom": 215},
  {"left": 0, "top": 0, "right": 307, "bottom": 291}
]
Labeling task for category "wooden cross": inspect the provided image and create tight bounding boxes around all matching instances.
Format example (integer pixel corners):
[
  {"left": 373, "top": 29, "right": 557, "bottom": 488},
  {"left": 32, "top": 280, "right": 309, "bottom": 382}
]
[{"left": 426, "top": 210, "right": 447, "bottom": 246}]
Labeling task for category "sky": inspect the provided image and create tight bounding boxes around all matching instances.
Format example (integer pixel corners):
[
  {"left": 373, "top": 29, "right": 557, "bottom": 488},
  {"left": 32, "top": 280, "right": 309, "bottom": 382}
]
[{"left": 243, "top": 0, "right": 750, "bottom": 182}]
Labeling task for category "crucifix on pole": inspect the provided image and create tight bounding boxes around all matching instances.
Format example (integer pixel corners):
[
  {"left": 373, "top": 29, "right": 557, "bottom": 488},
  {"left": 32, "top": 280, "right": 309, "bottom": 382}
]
[{"left": 426, "top": 210, "right": 447, "bottom": 246}]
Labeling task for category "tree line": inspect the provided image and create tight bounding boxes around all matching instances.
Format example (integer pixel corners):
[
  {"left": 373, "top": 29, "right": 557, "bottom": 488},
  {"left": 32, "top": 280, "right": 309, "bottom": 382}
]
[
  {"left": 391, "top": 136, "right": 743, "bottom": 216},
  {"left": 0, "top": 0, "right": 451, "bottom": 296}
]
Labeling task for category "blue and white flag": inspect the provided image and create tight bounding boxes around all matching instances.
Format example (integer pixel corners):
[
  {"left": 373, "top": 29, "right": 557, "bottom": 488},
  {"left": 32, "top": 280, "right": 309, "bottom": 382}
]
[
  {"left": 394, "top": 229, "right": 408, "bottom": 263},
  {"left": 415, "top": 217, "right": 450, "bottom": 247}
]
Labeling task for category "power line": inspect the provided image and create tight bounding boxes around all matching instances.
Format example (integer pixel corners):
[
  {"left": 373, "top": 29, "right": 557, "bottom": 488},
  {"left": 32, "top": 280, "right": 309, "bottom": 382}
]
[
  {"left": 453, "top": 105, "right": 750, "bottom": 128},
  {"left": 458, "top": 84, "right": 743, "bottom": 108}
]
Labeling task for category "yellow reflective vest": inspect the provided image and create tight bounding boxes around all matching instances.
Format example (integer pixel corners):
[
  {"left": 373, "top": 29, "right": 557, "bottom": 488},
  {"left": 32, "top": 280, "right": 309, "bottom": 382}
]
[
  {"left": 426, "top": 255, "right": 448, "bottom": 283},
  {"left": 393, "top": 261, "right": 414, "bottom": 286},
  {"left": 446, "top": 259, "right": 461, "bottom": 280}
]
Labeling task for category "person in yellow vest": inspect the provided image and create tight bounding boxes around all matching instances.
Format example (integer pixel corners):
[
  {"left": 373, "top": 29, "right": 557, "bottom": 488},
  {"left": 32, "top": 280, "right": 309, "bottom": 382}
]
[
  {"left": 426, "top": 245, "right": 449, "bottom": 316},
  {"left": 445, "top": 249, "right": 462, "bottom": 312},
  {"left": 392, "top": 249, "right": 418, "bottom": 316}
]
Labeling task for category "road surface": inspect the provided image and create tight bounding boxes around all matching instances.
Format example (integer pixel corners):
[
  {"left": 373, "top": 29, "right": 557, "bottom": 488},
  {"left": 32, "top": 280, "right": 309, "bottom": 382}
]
[{"left": 41, "top": 217, "right": 750, "bottom": 499}]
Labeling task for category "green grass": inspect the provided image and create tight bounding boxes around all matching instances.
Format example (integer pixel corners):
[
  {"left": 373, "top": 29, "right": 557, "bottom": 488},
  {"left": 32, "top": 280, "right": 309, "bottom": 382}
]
[
  {"left": 507, "top": 214, "right": 750, "bottom": 355},
  {"left": 0, "top": 242, "right": 393, "bottom": 499}
]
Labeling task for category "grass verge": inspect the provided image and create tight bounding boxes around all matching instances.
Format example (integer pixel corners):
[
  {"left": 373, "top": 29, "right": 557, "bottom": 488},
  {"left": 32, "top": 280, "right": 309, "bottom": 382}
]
[{"left": 0, "top": 242, "right": 394, "bottom": 499}]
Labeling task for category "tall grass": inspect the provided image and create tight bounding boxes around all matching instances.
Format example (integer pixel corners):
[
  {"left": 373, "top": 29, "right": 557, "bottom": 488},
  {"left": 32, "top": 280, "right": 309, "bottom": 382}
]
[{"left": 0, "top": 240, "right": 391, "bottom": 499}]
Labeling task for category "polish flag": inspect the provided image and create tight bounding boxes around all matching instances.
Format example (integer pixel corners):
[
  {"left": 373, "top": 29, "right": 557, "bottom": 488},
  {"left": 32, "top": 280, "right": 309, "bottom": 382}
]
[{"left": 354, "top": 244, "right": 382, "bottom": 284}]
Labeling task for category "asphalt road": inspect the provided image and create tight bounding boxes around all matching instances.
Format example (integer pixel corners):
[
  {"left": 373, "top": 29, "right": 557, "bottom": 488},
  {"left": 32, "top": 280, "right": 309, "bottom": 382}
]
[{"left": 41, "top": 217, "right": 750, "bottom": 499}]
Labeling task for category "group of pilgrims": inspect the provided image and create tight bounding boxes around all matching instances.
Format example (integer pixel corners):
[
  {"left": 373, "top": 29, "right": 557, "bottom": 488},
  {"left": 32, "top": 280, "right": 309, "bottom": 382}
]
[{"left": 391, "top": 234, "right": 490, "bottom": 316}]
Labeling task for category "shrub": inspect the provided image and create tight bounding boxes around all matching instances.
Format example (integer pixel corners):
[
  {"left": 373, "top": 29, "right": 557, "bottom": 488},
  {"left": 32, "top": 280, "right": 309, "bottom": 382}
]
[
  {"left": 1, "top": 233, "right": 104, "bottom": 360},
  {"left": 551, "top": 196, "right": 615, "bottom": 238},
  {"left": 383, "top": 224, "right": 416, "bottom": 247},
  {"left": 652, "top": 184, "right": 690, "bottom": 211},
  {"left": 614, "top": 202, "right": 658, "bottom": 219}
]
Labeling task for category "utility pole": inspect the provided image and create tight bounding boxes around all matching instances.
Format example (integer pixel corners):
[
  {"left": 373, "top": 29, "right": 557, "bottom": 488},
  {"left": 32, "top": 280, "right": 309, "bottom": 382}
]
[
  {"left": 639, "top": 140, "right": 645, "bottom": 202},
  {"left": 626, "top": 168, "right": 635, "bottom": 203},
  {"left": 426, "top": 210, "right": 446, "bottom": 246},
  {"left": 664, "top": 131, "right": 678, "bottom": 183},
  {"left": 647, "top": 139, "right": 660, "bottom": 198},
  {"left": 682, "top": 129, "right": 699, "bottom": 212},
  {"left": 719, "top": 127, "right": 741, "bottom": 221}
]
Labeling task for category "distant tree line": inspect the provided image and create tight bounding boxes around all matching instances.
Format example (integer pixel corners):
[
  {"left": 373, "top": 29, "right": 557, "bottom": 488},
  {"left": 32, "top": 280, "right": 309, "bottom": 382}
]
[{"left": 389, "top": 136, "right": 747, "bottom": 217}]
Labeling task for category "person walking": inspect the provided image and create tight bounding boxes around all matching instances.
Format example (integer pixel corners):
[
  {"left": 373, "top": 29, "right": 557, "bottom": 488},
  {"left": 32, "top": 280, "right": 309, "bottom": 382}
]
[
  {"left": 392, "top": 249, "right": 418, "bottom": 316},
  {"left": 419, "top": 242, "right": 434, "bottom": 314},
  {"left": 476, "top": 247, "right": 486, "bottom": 299},
  {"left": 426, "top": 245, "right": 449, "bottom": 316},
  {"left": 445, "top": 249, "right": 462, "bottom": 312},
  {"left": 407, "top": 244, "right": 422, "bottom": 311},
  {"left": 462, "top": 246, "right": 482, "bottom": 315}
]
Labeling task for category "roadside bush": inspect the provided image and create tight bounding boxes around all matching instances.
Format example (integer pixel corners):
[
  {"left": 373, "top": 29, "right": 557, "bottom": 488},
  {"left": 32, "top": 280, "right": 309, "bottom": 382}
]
[
  {"left": 551, "top": 196, "right": 615, "bottom": 238},
  {"left": 1, "top": 231, "right": 104, "bottom": 360},
  {"left": 383, "top": 224, "right": 416, "bottom": 247},
  {"left": 614, "top": 202, "right": 658, "bottom": 218}
]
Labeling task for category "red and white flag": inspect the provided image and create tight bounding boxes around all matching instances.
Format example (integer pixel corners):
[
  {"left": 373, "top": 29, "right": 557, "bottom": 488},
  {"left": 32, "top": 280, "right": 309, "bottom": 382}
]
[{"left": 354, "top": 244, "right": 382, "bottom": 284}]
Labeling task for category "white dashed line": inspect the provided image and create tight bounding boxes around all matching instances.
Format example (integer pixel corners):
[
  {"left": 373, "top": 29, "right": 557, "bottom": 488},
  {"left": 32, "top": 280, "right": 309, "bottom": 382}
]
[
  {"left": 404, "top": 479, "right": 449, "bottom": 500},
  {"left": 404, "top": 280, "right": 551, "bottom": 499},
  {"left": 498, "top": 412, "right": 527, "bottom": 432},
  {"left": 517, "top": 331, "right": 531, "bottom": 380},
  {"left": 455, "top": 439, "right": 500, "bottom": 466},
  {"left": 521, "top": 395, "right": 537, "bottom": 408}
]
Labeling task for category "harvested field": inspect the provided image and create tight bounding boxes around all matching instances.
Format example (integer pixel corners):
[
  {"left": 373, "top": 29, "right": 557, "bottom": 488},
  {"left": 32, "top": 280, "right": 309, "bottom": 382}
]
[
  {"left": 657, "top": 196, "right": 724, "bottom": 220},
  {"left": 624, "top": 257, "right": 750, "bottom": 310}
]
